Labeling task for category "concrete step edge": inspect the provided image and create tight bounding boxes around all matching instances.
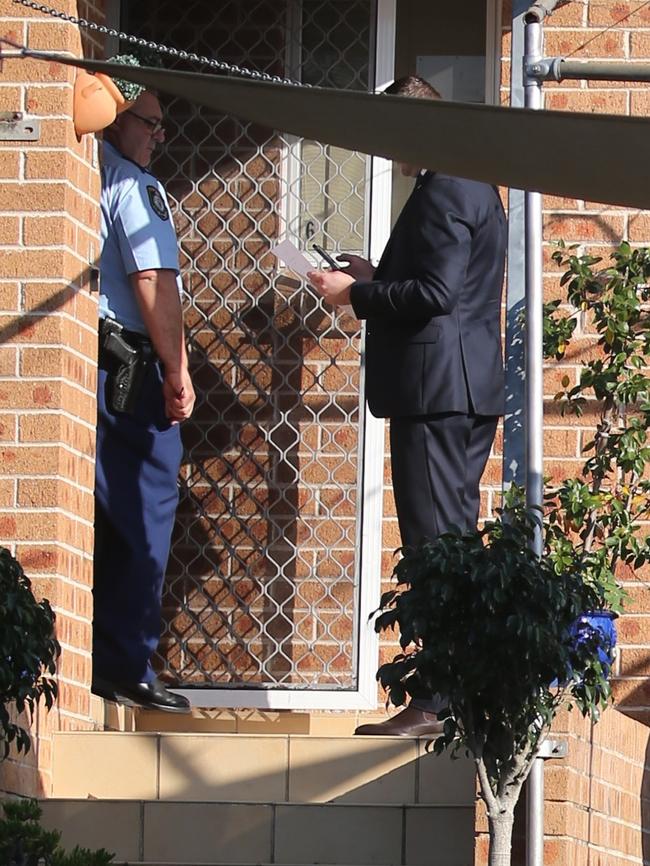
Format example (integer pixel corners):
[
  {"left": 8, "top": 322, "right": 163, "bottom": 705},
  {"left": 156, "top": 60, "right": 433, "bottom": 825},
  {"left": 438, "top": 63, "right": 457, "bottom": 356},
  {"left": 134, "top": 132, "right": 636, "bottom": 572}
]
[
  {"left": 54, "top": 732, "right": 441, "bottom": 740},
  {"left": 44, "top": 798, "right": 472, "bottom": 807}
]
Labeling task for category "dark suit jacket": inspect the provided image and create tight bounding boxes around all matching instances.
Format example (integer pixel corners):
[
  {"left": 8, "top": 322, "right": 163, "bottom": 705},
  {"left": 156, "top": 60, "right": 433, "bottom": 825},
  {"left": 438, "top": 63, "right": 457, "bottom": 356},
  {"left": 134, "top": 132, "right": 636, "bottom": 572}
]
[{"left": 350, "top": 171, "right": 507, "bottom": 418}]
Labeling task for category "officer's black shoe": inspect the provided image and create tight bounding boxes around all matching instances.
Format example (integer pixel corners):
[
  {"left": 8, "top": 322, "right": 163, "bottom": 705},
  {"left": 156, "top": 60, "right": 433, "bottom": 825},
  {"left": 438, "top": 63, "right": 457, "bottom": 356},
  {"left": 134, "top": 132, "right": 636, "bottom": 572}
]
[{"left": 92, "top": 675, "right": 191, "bottom": 714}]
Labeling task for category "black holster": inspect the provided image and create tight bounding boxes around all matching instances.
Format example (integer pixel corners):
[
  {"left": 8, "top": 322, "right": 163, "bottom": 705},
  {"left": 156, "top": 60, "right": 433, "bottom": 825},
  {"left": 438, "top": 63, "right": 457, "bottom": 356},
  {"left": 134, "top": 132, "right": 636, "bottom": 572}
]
[{"left": 99, "top": 319, "right": 156, "bottom": 415}]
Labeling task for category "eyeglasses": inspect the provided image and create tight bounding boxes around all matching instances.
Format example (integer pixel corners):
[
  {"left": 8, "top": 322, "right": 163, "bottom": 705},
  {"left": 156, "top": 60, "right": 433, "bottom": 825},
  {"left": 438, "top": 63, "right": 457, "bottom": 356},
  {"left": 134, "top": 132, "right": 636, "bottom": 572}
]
[{"left": 127, "top": 110, "right": 165, "bottom": 135}]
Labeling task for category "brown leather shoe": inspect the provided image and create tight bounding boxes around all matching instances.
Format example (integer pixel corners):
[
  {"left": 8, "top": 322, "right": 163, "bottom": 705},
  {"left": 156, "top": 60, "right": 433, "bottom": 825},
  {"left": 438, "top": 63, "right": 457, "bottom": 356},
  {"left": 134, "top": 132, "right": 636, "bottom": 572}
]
[{"left": 354, "top": 704, "right": 445, "bottom": 737}]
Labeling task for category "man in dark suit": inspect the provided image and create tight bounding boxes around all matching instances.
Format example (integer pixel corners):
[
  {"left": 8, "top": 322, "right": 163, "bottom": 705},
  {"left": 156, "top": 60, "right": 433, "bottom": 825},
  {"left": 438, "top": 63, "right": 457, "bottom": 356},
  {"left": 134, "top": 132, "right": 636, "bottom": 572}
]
[{"left": 308, "top": 75, "right": 507, "bottom": 736}]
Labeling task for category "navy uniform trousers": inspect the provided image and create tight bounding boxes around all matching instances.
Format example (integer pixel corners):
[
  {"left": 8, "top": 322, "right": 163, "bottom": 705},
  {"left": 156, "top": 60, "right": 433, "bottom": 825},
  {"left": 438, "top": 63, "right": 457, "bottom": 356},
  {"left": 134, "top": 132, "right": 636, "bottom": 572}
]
[{"left": 92, "top": 359, "right": 182, "bottom": 685}]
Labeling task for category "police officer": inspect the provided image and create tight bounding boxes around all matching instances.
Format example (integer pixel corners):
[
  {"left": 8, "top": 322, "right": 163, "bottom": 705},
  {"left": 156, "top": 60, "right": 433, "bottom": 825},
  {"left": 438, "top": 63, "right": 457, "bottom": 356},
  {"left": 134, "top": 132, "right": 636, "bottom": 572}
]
[{"left": 91, "top": 89, "right": 195, "bottom": 712}]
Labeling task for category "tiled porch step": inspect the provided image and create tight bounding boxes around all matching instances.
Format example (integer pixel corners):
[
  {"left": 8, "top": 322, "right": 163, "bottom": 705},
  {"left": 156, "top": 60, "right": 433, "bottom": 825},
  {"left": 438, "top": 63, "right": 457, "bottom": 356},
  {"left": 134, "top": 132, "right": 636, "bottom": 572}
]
[
  {"left": 39, "top": 799, "right": 475, "bottom": 866},
  {"left": 52, "top": 733, "right": 476, "bottom": 806}
]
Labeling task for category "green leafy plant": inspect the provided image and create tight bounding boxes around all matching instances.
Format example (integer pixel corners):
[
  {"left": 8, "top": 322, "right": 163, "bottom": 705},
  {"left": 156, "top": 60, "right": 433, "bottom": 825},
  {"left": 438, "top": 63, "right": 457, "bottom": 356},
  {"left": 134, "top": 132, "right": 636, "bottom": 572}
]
[
  {"left": 546, "top": 241, "right": 650, "bottom": 608},
  {"left": 374, "top": 498, "right": 613, "bottom": 866},
  {"left": 0, "top": 547, "right": 59, "bottom": 759},
  {"left": 0, "top": 799, "right": 114, "bottom": 866},
  {"left": 374, "top": 240, "right": 650, "bottom": 865}
]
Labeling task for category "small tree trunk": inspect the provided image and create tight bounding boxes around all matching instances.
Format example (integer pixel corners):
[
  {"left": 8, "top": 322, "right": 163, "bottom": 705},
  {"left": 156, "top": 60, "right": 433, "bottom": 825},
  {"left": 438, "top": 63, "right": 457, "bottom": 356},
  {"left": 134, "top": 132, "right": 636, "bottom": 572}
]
[{"left": 487, "top": 810, "right": 515, "bottom": 866}]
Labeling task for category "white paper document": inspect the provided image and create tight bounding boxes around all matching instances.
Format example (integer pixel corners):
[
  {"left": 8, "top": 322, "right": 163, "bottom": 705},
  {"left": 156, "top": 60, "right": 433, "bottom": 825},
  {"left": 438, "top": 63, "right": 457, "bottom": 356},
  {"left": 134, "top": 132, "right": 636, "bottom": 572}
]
[
  {"left": 270, "top": 239, "right": 313, "bottom": 280},
  {"left": 270, "top": 238, "right": 357, "bottom": 320}
]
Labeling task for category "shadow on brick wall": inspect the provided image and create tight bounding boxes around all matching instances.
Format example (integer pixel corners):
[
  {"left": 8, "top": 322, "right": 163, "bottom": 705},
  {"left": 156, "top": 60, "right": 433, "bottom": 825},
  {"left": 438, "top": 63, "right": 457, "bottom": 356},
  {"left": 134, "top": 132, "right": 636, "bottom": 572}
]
[{"left": 0, "top": 273, "right": 96, "bottom": 346}]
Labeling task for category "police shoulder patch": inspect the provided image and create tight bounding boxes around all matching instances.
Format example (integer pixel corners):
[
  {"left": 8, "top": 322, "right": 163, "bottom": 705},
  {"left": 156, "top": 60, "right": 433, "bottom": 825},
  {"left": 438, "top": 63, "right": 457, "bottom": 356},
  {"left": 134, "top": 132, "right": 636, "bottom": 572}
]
[{"left": 147, "top": 184, "right": 169, "bottom": 221}]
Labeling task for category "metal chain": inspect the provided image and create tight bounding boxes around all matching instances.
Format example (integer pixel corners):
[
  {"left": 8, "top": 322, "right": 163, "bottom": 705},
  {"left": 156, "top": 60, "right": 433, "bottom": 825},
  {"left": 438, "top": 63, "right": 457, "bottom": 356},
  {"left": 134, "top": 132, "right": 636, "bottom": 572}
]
[{"left": 10, "top": 0, "right": 309, "bottom": 86}]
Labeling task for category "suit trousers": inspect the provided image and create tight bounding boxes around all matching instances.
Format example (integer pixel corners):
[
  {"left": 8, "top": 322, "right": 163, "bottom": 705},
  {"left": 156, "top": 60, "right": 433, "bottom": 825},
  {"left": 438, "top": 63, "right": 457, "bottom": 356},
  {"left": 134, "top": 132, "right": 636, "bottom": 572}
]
[
  {"left": 93, "top": 362, "right": 182, "bottom": 685},
  {"left": 389, "top": 412, "right": 498, "bottom": 710},
  {"left": 389, "top": 412, "right": 498, "bottom": 548}
]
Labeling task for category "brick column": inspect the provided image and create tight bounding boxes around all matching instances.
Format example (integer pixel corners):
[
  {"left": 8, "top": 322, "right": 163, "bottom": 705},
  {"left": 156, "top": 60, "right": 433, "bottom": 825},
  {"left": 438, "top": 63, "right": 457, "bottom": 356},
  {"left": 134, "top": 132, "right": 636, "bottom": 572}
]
[
  {"left": 544, "top": 708, "right": 649, "bottom": 865},
  {"left": 538, "top": 0, "right": 650, "bottom": 726},
  {"left": 0, "top": 0, "right": 104, "bottom": 796},
  {"left": 497, "top": 0, "right": 650, "bottom": 726}
]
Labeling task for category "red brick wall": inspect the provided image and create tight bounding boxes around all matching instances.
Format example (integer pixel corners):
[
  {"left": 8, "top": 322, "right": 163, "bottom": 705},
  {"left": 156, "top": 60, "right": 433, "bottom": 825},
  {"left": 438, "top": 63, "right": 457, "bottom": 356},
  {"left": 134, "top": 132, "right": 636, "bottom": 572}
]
[
  {"left": 0, "top": 0, "right": 104, "bottom": 797},
  {"left": 546, "top": 708, "right": 650, "bottom": 866},
  {"left": 495, "top": 1, "right": 650, "bottom": 727},
  {"left": 536, "top": 1, "right": 650, "bottom": 728},
  {"left": 478, "top": 3, "right": 650, "bottom": 860}
]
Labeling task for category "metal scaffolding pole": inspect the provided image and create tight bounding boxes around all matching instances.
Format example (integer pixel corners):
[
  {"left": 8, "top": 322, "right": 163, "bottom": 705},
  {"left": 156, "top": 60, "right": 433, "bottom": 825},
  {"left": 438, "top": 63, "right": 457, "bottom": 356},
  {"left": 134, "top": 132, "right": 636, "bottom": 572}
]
[
  {"left": 537, "top": 58, "right": 650, "bottom": 82},
  {"left": 523, "top": 8, "right": 546, "bottom": 863},
  {"left": 523, "top": 21, "right": 545, "bottom": 558}
]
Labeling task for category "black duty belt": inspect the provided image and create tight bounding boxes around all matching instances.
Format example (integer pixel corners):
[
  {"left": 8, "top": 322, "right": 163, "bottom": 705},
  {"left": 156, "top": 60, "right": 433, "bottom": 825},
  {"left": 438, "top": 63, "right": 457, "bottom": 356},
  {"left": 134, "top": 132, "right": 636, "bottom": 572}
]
[{"left": 99, "top": 317, "right": 154, "bottom": 353}]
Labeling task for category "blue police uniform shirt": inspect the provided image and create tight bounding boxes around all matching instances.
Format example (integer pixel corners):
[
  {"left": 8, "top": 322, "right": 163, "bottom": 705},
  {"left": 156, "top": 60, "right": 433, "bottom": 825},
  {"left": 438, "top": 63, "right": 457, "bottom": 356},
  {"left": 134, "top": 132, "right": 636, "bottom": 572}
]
[{"left": 99, "top": 140, "right": 182, "bottom": 335}]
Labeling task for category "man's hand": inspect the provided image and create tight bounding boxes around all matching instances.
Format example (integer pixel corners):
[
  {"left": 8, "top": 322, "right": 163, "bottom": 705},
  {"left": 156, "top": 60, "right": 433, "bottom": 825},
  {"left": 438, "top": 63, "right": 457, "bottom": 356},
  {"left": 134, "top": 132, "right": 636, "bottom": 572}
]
[
  {"left": 336, "top": 254, "right": 375, "bottom": 282},
  {"left": 308, "top": 269, "right": 355, "bottom": 307},
  {"left": 163, "top": 367, "right": 195, "bottom": 424}
]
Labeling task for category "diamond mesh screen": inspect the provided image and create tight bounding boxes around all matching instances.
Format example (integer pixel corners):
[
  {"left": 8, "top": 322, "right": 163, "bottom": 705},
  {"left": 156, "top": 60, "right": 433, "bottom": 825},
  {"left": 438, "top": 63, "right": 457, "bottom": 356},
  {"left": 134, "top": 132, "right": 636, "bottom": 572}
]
[{"left": 121, "top": 0, "right": 374, "bottom": 689}]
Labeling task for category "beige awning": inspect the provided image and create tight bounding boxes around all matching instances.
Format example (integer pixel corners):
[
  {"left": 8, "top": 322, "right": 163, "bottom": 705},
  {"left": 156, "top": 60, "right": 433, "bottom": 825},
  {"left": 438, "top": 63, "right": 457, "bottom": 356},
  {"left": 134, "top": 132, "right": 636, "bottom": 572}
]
[{"left": 19, "top": 48, "right": 650, "bottom": 210}]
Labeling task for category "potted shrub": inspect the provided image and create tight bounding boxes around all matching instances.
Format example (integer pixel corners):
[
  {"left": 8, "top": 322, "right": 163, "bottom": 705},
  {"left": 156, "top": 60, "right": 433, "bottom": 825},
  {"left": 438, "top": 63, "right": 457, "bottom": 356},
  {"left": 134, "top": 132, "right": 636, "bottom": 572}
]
[
  {"left": 373, "top": 240, "right": 650, "bottom": 866},
  {"left": 0, "top": 547, "right": 59, "bottom": 759},
  {"left": 374, "top": 497, "right": 614, "bottom": 866}
]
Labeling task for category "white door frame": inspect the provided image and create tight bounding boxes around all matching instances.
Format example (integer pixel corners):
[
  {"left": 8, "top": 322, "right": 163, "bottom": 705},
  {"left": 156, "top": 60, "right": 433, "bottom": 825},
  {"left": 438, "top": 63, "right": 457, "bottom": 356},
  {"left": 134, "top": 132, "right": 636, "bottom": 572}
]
[{"left": 485, "top": 0, "right": 504, "bottom": 104}]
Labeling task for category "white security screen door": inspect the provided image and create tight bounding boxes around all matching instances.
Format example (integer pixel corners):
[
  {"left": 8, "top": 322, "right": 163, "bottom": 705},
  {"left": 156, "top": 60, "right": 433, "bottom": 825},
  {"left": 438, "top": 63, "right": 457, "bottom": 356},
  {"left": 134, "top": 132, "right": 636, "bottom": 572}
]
[{"left": 120, "top": 0, "right": 395, "bottom": 708}]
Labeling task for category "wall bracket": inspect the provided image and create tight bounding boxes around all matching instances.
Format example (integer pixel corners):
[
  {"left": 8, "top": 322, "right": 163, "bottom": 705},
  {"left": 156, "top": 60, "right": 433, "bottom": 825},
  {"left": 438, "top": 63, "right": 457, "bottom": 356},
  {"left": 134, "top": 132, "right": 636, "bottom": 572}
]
[
  {"left": 0, "top": 111, "right": 40, "bottom": 141},
  {"left": 538, "top": 738, "right": 568, "bottom": 759}
]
